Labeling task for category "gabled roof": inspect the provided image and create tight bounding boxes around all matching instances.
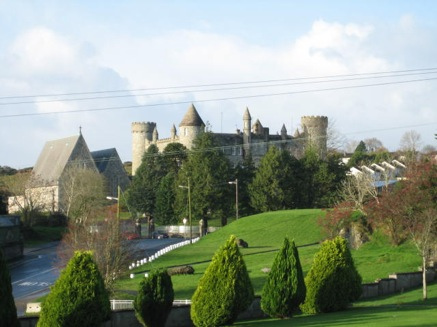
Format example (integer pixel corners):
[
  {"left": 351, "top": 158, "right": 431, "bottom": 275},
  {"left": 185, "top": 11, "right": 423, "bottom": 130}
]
[
  {"left": 91, "top": 148, "right": 119, "bottom": 173},
  {"left": 179, "top": 104, "right": 205, "bottom": 127},
  {"left": 32, "top": 134, "right": 95, "bottom": 185}
]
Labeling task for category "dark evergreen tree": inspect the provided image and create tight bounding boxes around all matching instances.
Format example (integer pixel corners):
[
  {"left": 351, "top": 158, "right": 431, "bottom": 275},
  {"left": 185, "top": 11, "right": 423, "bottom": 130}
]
[
  {"left": 37, "top": 251, "right": 110, "bottom": 327},
  {"left": 162, "top": 142, "right": 187, "bottom": 174},
  {"left": 347, "top": 140, "right": 370, "bottom": 168},
  {"left": 301, "top": 237, "right": 362, "bottom": 314},
  {"left": 0, "top": 249, "right": 20, "bottom": 327},
  {"left": 127, "top": 144, "right": 164, "bottom": 216},
  {"left": 155, "top": 172, "right": 177, "bottom": 225},
  {"left": 261, "top": 238, "right": 306, "bottom": 318},
  {"left": 248, "top": 146, "right": 297, "bottom": 212},
  {"left": 233, "top": 154, "right": 256, "bottom": 217},
  {"left": 134, "top": 269, "right": 174, "bottom": 327},
  {"left": 175, "top": 132, "right": 232, "bottom": 226},
  {"left": 190, "top": 235, "right": 254, "bottom": 327}
]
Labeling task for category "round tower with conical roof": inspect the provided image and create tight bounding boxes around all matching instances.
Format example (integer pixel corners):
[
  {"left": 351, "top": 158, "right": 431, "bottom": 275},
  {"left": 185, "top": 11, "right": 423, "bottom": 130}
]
[{"left": 179, "top": 104, "right": 205, "bottom": 149}]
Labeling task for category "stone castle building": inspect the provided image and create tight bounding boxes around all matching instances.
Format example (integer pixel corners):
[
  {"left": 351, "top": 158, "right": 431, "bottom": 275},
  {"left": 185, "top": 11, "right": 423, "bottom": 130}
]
[{"left": 131, "top": 104, "right": 328, "bottom": 175}]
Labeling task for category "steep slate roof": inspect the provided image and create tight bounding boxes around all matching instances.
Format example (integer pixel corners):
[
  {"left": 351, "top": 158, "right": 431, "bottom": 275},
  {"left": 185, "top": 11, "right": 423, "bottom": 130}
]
[
  {"left": 91, "top": 148, "right": 119, "bottom": 173},
  {"left": 179, "top": 104, "right": 205, "bottom": 127},
  {"left": 32, "top": 134, "right": 95, "bottom": 185}
]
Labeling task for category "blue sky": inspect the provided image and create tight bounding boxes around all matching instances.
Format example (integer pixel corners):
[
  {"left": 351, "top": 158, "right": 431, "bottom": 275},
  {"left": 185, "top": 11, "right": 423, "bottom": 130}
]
[{"left": 0, "top": 1, "right": 436, "bottom": 168}]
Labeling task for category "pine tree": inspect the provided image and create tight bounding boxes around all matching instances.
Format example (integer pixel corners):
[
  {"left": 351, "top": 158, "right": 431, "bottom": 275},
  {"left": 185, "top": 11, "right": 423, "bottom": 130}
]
[
  {"left": 155, "top": 172, "right": 177, "bottom": 225},
  {"left": 0, "top": 249, "right": 20, "bottom": 327},
  {"left": 134, "top": 269, "right": 174, "bottom": 327},
  {"left": 127, "top": 144, "right": 164, "bottom": 216},
  {"left": 261, "top": 238, "right": 305, "bottom": 318},
  {"left": 300, "top": 237, "right": 362, "bottom": 314},
  {"left": 190, "top": 235, "right": 254, "bottom": 327},
  {"left": 37, "top": 251, "right": 110, "bottom": 327},
  {"left": 175, "top": 132, "right": 232, "bottom": 225}
]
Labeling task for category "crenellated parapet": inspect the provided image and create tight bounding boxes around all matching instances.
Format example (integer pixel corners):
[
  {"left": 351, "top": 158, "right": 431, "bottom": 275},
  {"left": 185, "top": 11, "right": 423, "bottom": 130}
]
[{"left": 300, "top": 116, "right": 328, "bottom": 158}]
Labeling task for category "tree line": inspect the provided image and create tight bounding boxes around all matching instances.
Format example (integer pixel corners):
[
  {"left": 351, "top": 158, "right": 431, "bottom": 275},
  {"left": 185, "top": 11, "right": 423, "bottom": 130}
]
[{"left": 126, "top": 131, "right": 348, "bottom": 225}]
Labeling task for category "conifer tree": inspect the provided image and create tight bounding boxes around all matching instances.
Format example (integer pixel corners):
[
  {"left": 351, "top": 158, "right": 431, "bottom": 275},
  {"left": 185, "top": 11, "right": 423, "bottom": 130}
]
[
  {"left": 37, "top": 251, "right": 110, "bottom": 327},
  {"left": 301, "top": 237, "right": 362, "bottom": 314},
  {"left": 261, "top": 238, "right": 305, "bottom": 318},
  {"left": 190, "top": 235, "right": 254, "bottom": 327},
  {"left": 134, "top": 269, "right": 174, "bottom": 327},
  {"left": 0, "top": 249, "right": 20, "bottom": 327}
]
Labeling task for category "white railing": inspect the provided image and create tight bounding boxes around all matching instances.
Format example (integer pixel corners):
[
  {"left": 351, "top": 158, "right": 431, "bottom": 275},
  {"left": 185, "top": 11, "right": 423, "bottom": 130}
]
[{"left": 110, "top": 299, "right": 191, "bottom": 311}]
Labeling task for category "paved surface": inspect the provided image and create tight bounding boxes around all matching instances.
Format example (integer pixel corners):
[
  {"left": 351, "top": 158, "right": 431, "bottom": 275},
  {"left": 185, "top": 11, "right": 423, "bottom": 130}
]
[{"left": 8, "top": 238, "right": 185, "bottom": 316}]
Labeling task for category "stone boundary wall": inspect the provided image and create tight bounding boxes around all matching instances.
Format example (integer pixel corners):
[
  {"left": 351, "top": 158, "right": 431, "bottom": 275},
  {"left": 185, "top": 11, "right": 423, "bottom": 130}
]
[
  {"left": 361, "top": 269, "right": 436, "bottom": 299},
  {"left": 19, "top": 270, "right": 435, "bottom": 327}
]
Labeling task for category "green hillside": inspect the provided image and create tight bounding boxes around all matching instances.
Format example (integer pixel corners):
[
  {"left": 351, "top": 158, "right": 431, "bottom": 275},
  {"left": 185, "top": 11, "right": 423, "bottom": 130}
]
[{"left": 115, "top": 209, "right": 421, "bottom": 300}]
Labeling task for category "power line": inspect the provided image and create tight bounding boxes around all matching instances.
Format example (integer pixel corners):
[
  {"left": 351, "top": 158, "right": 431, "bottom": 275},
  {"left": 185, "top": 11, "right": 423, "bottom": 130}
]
[
  {"left": 2, "top": 67, "right": 437, "bottom": 101},
  {"left": 1, "top": 75, "right": 437, "bottom": 118},
  {"left": 1, "top": 69, "right": 437, "bottom": 106}
]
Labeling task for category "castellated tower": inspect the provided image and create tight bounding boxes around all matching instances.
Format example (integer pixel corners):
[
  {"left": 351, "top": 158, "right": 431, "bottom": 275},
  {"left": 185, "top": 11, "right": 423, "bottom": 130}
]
[
  {"left": 300, "top": 116, "right": 328, "bottom": 158},
  {"left": 131, "top": 121, "right": 156, "bottom": 175}
]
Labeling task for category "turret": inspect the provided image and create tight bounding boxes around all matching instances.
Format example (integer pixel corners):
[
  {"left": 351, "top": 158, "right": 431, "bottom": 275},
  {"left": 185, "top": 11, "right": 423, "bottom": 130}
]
[
  {"left": 281, "top": 124, "right": 287, "bottom": 140},
  {"left": 179, "top": 104, "right": 205, "bottom": 149},
  {"left": 131, "top": 122, "right": 147, "bottom": 175},
  {"left": 300, "top": 116, "right": 328, "bottom": 158},
  {"left": 243, "top": 107, "right": 251, "bottom": 146},
  {"left": 170, "top": 124, "right": 177, "bottom": 139},
  {"left": 152, "top": 127, "right": 158, "bottom": 142}
]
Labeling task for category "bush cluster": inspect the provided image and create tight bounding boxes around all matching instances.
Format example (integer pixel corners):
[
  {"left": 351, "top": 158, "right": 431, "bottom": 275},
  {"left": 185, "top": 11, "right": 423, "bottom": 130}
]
[
  {"left": 0, "top": 249, "right": 20, "bottom": 327},
  {"left": 301, "top": 236, "right": 362, "bottom": 314},
  {"left": 190, "top": 235, "right": 254, "bottom": 327},
  {"left": 37, "top": 251, "right": 110, "bottom": 327},
  {"left": 134, "top": 269, "right": 174, "bottom": 327},
  {"left": 261, "top": 238, "right": 306, "bottom": 318}
]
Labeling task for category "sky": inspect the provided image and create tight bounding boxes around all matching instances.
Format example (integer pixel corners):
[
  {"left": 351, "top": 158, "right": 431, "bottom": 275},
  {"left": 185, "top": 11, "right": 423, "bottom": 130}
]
[{"left": 0, "top": 0, "right": 436, "bottom": 169}]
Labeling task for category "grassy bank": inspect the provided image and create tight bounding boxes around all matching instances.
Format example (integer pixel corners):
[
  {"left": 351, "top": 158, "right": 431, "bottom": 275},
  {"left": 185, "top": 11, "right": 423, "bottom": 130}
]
[{"left": 114, "top": 209, "right": 421, "bottom": 299}]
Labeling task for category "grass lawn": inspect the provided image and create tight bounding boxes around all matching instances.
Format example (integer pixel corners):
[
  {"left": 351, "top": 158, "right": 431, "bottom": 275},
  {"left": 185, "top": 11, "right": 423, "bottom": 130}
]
[
  {"left": 114, "top": 209, "right": 421, "bottom": 299},
  {"left": 232, "top": 282, "right": 437, "bottom": 326}
]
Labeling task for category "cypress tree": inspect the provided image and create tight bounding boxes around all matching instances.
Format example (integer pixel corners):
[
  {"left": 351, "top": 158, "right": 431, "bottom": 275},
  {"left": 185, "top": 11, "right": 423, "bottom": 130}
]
[
  {"left": 0, "top": 249, "right": 20, "bottom": 327},
  {"left": 190, "top": 235, "right": 254, "bottom": 327},
  {"left": 134, "top": 269, "right": 174, "bottom": 327},
  {"left": 261, "top": 238, "right": 305, "bottom": 318},
  {"left": 300, "top": 236, "right": 362, "bottom": 314},
  {"left": 37, "top": 251, "right": 110, "bottom": 327}
]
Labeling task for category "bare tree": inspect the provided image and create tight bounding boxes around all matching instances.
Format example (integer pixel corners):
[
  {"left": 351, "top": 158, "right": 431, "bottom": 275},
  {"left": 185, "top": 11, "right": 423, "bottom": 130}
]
[
  {"left": 344, "top": 139, "right": 360, "bottom": 154},
  {"left": 363, "top": 137, "right": 385, "bottom": 153},
  {"left": 4, "top": 172, "right": 46, "bottom": 227},
  {"left": 60, "top": 164, "right": 106, "bottom": 224},
  {"left": 59, "top": 206, "right": 133, "bottom": 292},
  {"left": 400, "top": 130, "right": 422, "bottom": 161},
  {"left": 338, "top": 172, "right": 378, "bottom": 214},
  {"left": 326, "top": 119, "right": 347, "bottom": 153}
]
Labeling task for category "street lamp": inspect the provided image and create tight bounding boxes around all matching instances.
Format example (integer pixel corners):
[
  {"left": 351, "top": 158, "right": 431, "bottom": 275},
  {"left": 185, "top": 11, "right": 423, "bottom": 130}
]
[
  {"left": 179, "top": 178, "right": 192, "bottom": 243},
  {"left": 228, "top": 178, "right": 239, "bottom": 220},
  {"left": 106, "top": 185, "right": 121, "bottom": 219}
]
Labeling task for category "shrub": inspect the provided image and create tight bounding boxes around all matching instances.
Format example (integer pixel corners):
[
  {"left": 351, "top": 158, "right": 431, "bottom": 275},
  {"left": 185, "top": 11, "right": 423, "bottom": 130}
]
[
  {"left": 37, "top": 251, "right": 110, "bottom": 327},
  {"left": 300, "top": 236, "right": 362, "bottom": 314},
  {"left": 261, "top": 238, "right": 306, "bottom": 318},
  {"left": 190, "top": 235, "right": 254, "bottom": 327},
  {"left": 134, "top": 269, "right": 174, "bottom": 327},
  {"left": 0, "top": 249, "right": 20, "bottom": 327}
]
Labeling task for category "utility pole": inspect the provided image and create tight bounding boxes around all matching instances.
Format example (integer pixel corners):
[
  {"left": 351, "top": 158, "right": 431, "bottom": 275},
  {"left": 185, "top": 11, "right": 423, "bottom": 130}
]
[{"left": 179, "top": 178, "right": 192, "bottom": 243}]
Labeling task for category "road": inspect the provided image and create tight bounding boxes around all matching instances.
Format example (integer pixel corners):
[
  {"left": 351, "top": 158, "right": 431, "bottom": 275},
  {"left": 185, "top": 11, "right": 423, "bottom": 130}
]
[{"left": 9, "top": 238, "right": 185, "bottom": 316}]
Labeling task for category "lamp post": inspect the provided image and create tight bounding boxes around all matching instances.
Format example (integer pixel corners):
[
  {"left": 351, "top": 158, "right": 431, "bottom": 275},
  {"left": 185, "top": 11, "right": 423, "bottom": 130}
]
[
  {"left": 228, "top": 178, "right": 239, "bottom": 220},
  {"left": 179, "top": 178, "right": 192, "bottom": 243},
  {"left": 106, "top": 185, "right": 121, "bottom": 219}
]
